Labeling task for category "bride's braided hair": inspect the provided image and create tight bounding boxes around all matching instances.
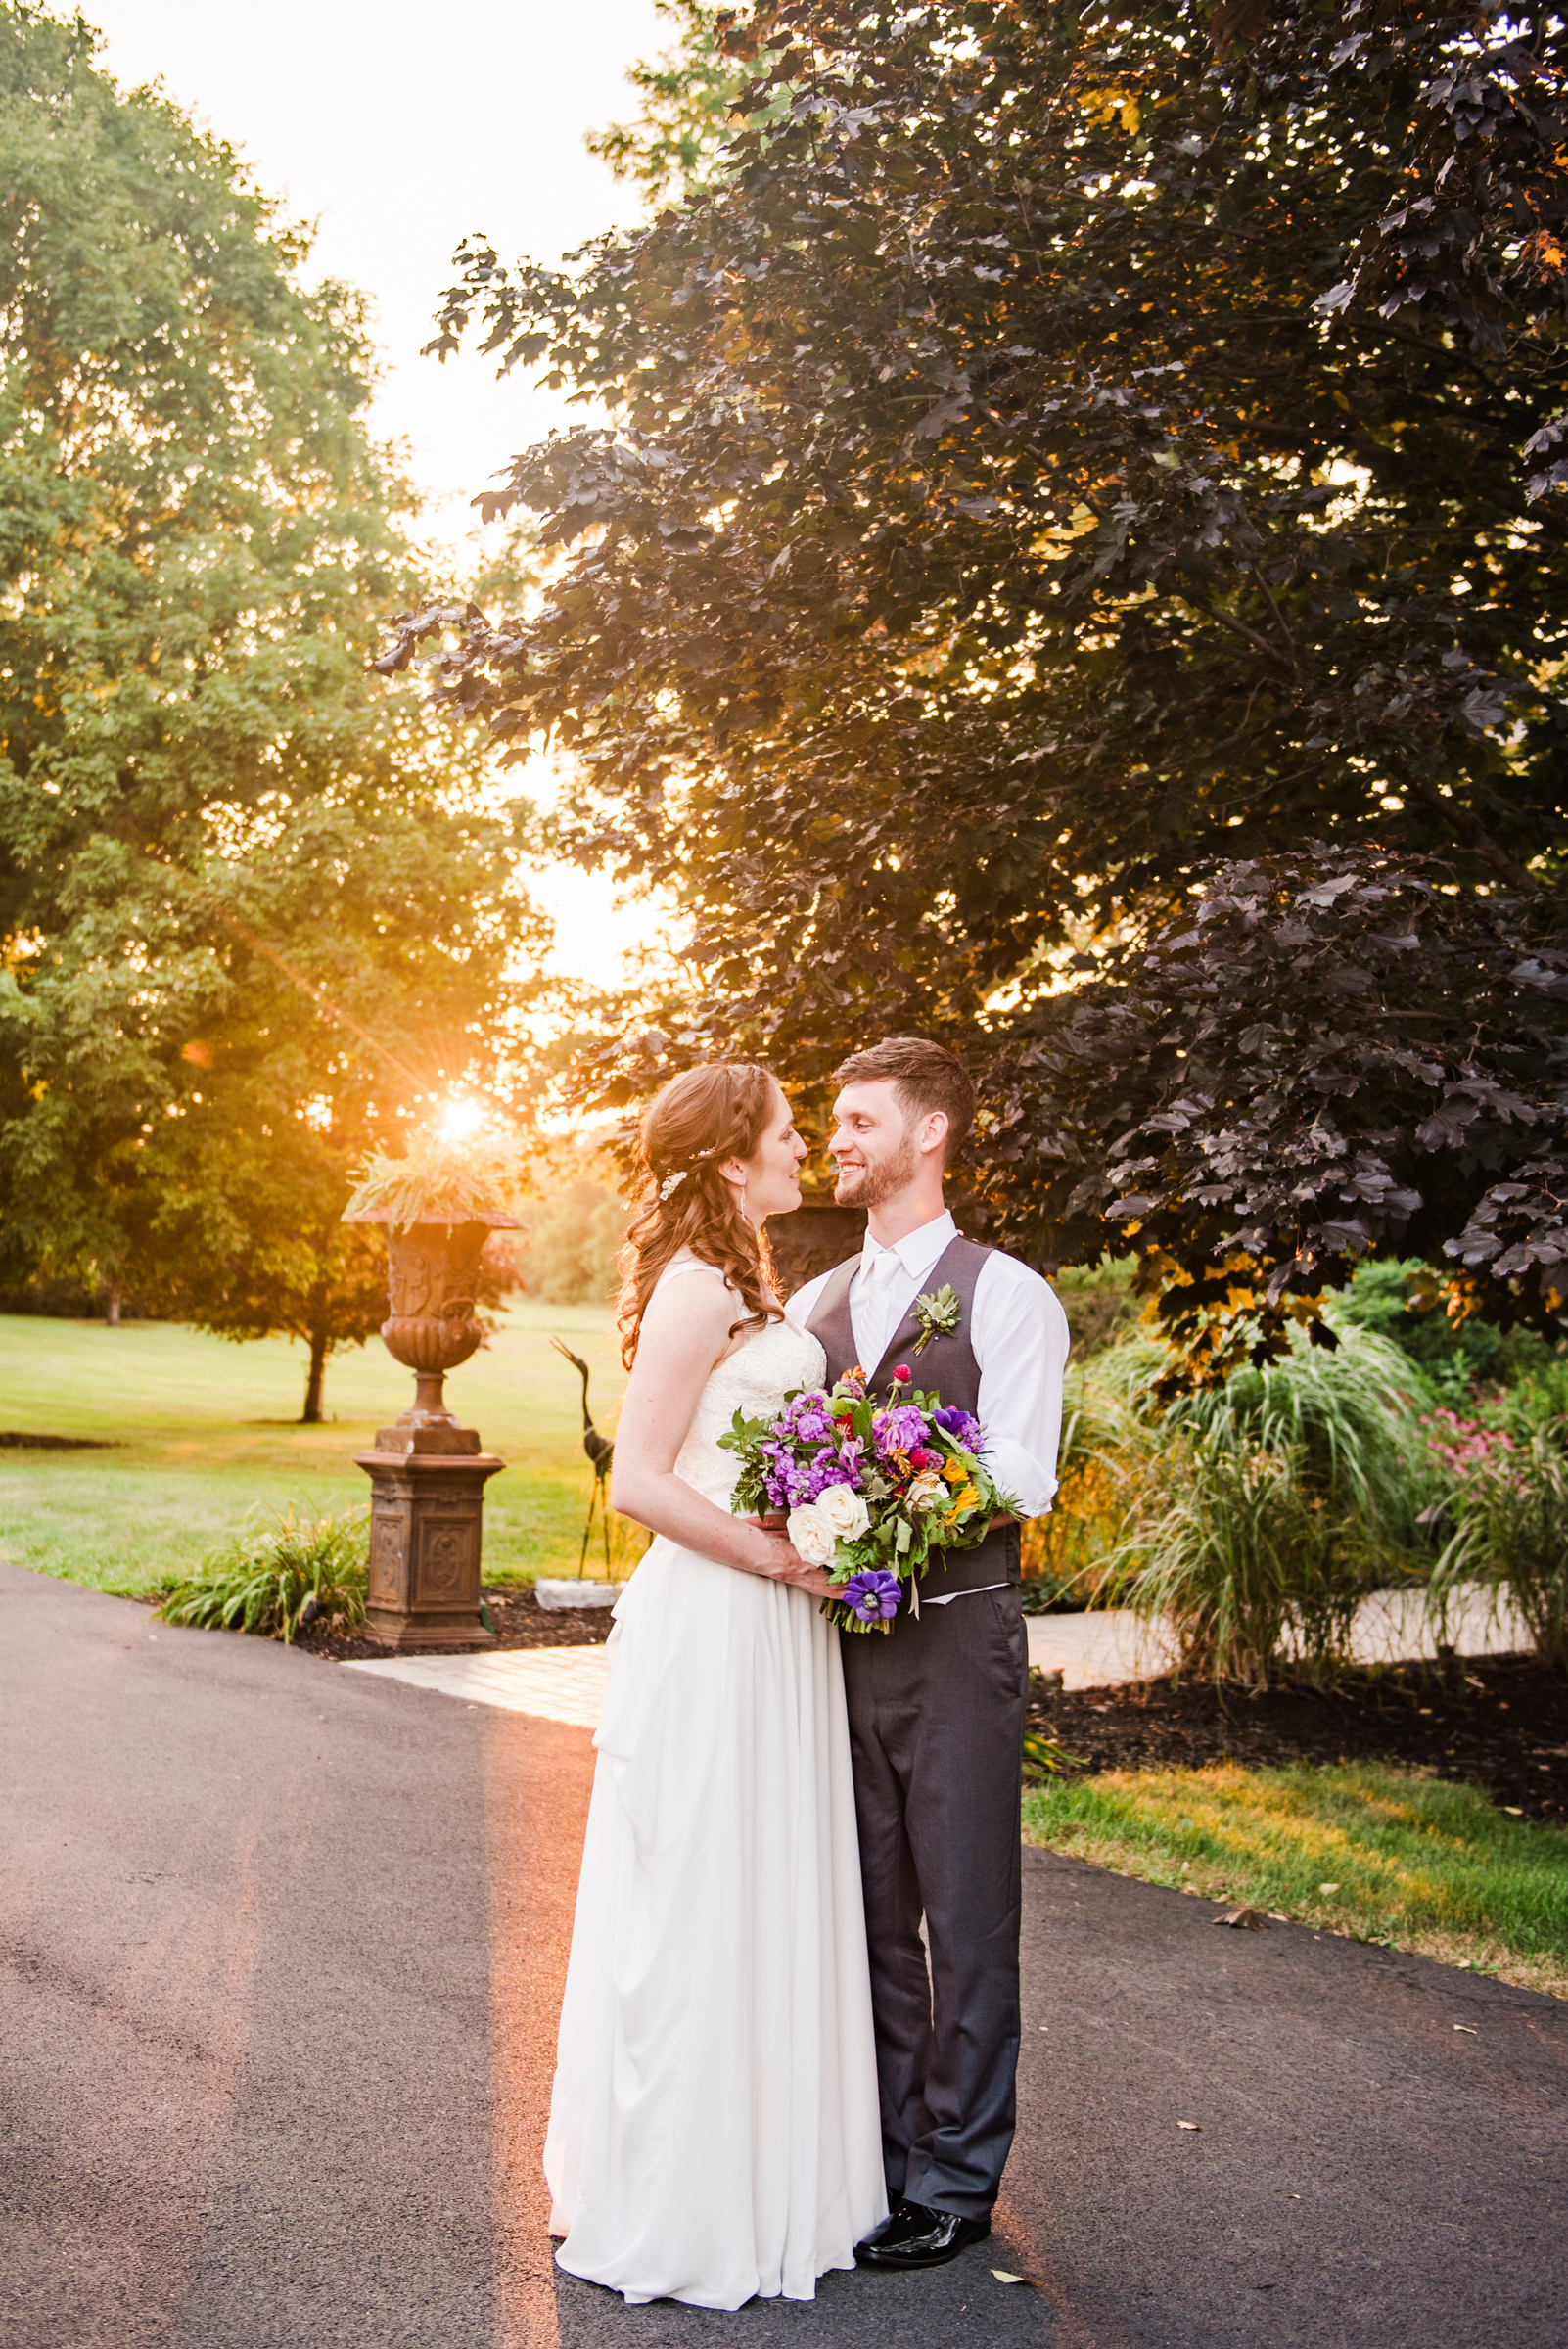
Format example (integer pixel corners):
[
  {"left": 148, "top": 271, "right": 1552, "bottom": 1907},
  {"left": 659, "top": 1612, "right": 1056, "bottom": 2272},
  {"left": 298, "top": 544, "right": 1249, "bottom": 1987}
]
[{"left": 618, "top": 1062, "right": 782, "bottom": 1368}]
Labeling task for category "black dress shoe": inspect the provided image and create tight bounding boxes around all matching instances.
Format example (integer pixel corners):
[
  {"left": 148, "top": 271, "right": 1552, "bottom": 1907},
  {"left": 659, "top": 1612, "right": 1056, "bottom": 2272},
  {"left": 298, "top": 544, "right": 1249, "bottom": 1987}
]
[
  {"left": 854, "top": 2200, "right": 991, "bottom": 2270},
  {"left": 853, "top": 2207, "right": 908, "bottom": 2254}
]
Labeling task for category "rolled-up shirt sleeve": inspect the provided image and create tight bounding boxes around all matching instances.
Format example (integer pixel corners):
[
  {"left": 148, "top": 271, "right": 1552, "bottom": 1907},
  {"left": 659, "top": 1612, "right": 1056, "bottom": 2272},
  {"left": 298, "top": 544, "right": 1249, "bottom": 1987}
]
[{"left": 973, "top": 1257, "right": 1072, "bottom": 1518}]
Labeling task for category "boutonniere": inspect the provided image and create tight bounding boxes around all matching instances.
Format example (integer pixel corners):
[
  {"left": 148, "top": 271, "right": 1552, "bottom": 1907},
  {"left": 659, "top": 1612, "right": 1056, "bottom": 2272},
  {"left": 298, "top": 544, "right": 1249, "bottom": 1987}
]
[{"left": 911, "top": 1283, "right": 961, "bottom": 1356}]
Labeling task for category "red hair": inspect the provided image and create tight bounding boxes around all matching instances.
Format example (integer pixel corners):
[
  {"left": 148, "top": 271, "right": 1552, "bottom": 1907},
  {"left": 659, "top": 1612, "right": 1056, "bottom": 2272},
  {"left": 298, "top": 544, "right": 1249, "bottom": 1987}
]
[{"left": 617, "top": 1062, "right": 782, "bottom": 1366}]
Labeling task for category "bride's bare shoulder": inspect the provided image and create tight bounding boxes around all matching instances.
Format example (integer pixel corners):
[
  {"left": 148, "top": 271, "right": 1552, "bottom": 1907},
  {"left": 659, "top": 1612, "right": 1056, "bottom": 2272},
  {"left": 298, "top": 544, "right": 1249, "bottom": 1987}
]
[
  {"left": 655, "top": 1248, "right": 732, "bottom": 1290},
  {"left": 633, "top": 1253, "right": 734, "bottom": 1353}
]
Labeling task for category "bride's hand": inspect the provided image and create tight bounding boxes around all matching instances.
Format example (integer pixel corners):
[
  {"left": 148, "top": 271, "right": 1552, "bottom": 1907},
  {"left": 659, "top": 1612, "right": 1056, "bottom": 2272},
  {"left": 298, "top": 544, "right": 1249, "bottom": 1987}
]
[
  {"left": 788, "top": 1564, "right": 837, "bottom": 1601},
  {"left": 744, "top": 1523, "right": 835, "bottom": 1599}
]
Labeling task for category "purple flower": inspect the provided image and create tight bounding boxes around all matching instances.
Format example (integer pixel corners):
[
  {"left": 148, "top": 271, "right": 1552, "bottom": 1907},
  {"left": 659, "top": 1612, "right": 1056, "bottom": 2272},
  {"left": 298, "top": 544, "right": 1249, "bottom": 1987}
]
[
  {"left": 841, "top": 1568, "right": 901, "bottom": 1624},
  {"left": 932, "top": 1405, "right": 982, "bottom": 1451},
  {"left": 873, "top": 1404, "right": 930, "bottom": 1457}
]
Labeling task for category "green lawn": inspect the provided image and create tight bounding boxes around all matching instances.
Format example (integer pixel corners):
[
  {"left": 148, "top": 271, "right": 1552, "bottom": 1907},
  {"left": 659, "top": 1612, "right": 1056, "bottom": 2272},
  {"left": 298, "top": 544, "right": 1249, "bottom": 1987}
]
[
  {"left": 0, "top": 1306, "right": 626, "bottom": 1594},
  {"left": 1025, "top": 1761, "right": 1568, "bottom": 1999}
]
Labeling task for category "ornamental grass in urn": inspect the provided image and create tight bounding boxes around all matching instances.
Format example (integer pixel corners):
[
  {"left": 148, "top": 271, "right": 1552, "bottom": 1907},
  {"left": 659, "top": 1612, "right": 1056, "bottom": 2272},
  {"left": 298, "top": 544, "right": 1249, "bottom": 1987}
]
[{"left": 344, "top": 1124, "right": 521, "bottom": 1452}]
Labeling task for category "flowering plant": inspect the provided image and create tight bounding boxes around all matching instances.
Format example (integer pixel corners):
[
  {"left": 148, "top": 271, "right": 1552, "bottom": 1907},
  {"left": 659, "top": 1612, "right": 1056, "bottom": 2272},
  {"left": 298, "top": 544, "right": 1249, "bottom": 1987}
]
[{"left": 718, "top": 1363, "right": 1019, "bottom": 1633}]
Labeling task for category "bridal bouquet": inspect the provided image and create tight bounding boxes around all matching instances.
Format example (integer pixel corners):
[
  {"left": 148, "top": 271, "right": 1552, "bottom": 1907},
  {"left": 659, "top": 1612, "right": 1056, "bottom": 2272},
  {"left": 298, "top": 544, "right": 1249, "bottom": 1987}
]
[{"left": 718, "top": 1365, "right": 1018, "bottom": 1634}]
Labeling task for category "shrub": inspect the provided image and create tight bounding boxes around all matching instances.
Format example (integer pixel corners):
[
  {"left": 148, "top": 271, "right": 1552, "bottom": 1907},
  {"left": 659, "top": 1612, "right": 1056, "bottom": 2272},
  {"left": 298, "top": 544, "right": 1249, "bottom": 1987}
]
[
  {"left": 1038, "top": 1315, "right": 1434, "bottom": 1685},
  {"left": 1338, "top": 1258, "right": 1561, "bottom": 1404},
  {"left": 157, "top": 1504, "right": 369, "bottom": 1642},
  {"left": 1022, "top": 1337, "right": 1154, "bottom": 1602},
  {"left": 1049, "top": 1258, "right": 1141, "bottom": 1362},
  {"left": 1426, "top": 1422, "right": 1568, "bottom": 1674},
  {"left": 1116, "top": 1436, "right": 1371, "bottom": 1689},
  {"left": 1163, "top": 1311, "right": 1435, "bottom": 1563}
]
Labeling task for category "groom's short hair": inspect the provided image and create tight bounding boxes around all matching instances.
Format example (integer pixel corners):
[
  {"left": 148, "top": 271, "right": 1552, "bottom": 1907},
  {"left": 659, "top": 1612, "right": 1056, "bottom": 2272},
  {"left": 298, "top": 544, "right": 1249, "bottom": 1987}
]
[{"left": 832, "top": 1036, "right": 975, "bottom": 1167}]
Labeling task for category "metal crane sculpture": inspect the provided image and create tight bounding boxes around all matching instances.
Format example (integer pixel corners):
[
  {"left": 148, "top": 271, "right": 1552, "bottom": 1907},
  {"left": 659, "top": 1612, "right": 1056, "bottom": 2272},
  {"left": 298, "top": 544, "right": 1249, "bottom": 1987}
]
[{"left": 551, "top": 1337, "right": 616, "bottom": 1575}]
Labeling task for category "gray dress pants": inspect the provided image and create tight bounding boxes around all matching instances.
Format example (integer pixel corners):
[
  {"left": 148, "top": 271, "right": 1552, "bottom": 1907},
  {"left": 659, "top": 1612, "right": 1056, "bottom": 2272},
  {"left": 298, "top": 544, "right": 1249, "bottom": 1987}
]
[{"left": 839, "top": 1585, "right": 1028, "bottom": 2219}]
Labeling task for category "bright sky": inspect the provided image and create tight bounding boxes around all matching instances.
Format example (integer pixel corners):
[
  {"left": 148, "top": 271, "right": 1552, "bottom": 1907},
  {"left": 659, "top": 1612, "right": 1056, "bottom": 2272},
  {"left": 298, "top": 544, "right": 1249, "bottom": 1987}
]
[{"left": 85, "top": 0, "right": 674, "bottom": 990}]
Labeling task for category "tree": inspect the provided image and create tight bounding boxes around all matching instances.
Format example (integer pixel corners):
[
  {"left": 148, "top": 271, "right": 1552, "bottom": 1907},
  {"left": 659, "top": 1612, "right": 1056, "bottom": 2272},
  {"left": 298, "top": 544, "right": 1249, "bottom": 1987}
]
[
  {"left": 519, "top": 1178, "right": 626, "bottom": 1304},
  {"left": 584, "top": 0, "right": 763, "bottom": 202},
  {"left": 385, "top": 0, "right": 1568, "bottom": 1347},
  {"left": 985, "top": 846, "right": 1568, "bottom": 1377},
  {"left": 0, "top": 5, "right": 542, "bottom": 1414}
]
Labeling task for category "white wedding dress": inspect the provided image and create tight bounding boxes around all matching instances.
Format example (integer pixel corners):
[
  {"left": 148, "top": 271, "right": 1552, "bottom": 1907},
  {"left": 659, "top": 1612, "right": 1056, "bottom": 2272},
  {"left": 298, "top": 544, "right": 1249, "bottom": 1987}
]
[{"left": 543, "top": 1261, "right": 887, "bottom": 2309}]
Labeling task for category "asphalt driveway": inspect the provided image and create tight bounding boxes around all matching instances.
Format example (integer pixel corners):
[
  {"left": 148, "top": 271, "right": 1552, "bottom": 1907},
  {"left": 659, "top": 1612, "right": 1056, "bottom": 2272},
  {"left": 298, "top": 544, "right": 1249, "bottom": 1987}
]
[{"left": 3, "top": 1561, "right": 1563, "bottom": 2349}]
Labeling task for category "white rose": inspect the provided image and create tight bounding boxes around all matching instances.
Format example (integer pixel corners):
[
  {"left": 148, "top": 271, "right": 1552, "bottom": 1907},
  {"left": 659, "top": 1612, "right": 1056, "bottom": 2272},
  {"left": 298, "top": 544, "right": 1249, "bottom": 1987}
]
[
  {"left": 906, "top": 1470, "right": 948, "bottom": 1514},
  {"left": 815, "top": 1483, "right": 870, "bottom": 1541},
  {"left": 787, "top": 1504, "right": 838, "bottom": 1568}
]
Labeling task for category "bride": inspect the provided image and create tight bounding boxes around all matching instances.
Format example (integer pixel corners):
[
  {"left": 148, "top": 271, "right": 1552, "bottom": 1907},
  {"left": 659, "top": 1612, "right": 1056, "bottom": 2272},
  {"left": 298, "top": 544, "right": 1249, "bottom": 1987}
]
[{"left": 543, "top": 1062, "right": 887, "bottom": 2309}]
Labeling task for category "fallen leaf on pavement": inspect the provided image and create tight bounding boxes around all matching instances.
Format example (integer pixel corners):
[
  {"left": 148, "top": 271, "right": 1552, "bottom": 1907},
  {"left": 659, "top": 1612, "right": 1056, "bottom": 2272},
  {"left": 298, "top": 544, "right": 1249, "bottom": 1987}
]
[
  {"left": 1215, "top": 1906, "right": 1268, "bottom": 1930},
  {"left": 992, "top": 2270, "right": 1041, "bottom": 2287},
  {"left": 1177, "top": 2121, "right": 1201, "bottom": 2131},
  {"left": 1453, "top": 2024, "right": 1477, "bottom": 2035}
]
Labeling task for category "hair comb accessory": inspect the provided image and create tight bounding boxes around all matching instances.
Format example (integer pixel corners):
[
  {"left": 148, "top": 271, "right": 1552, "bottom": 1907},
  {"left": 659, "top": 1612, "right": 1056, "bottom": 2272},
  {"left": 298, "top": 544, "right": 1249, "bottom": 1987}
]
[{"left": 658, "top": 1171, "right": 687, "bottom": 1202}]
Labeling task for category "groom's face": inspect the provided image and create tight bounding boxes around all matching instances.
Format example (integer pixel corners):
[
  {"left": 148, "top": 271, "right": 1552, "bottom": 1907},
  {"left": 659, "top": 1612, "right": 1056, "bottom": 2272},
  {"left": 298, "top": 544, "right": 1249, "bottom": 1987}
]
[{"left": 828, "top": 1081, "right": 921, "bottom": 1210}]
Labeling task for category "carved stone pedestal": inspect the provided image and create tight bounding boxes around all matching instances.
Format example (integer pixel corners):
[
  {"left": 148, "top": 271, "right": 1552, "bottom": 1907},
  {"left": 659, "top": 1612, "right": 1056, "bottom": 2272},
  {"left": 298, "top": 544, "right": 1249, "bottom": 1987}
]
[{"left": 356, "top": 1424, "right": 502, "bottom": 1652}]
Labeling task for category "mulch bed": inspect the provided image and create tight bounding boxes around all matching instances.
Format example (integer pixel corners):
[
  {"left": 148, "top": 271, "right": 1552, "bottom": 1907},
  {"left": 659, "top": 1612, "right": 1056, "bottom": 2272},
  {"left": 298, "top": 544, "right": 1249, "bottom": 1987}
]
[
  {"left": 1028, "top": 1650, "right": 1568, "bottom": 1825},
  {"left": 301, "top": 1583, "right": 617, "bottom": 1662}
]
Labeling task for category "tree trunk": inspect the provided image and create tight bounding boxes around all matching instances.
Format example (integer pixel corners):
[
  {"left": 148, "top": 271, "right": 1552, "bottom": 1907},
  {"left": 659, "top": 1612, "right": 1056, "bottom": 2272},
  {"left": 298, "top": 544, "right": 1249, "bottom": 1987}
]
[
  {"left": 300, "top": 1328, "right": 331, "bottom": 1424},
  {"left": 105, "top": 1286, "right": 122, "bottom": 1327}
]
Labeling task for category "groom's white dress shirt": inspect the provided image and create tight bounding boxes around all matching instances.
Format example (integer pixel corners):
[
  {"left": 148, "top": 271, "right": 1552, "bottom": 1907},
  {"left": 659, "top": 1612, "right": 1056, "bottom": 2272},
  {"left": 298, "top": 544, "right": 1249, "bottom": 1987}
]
[{"left": 786, "top": 1212, "right": 1072, "bottom": 1600}]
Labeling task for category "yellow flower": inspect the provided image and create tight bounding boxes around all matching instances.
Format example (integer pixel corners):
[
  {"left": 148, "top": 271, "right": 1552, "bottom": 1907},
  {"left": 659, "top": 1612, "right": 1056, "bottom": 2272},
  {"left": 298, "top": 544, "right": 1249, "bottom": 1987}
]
[
  {"left": 945, "top": 1483, "right": 980, "bottom": 1523},
  {"left": 942, "top": 1458, "right": 967, "bottom": 1485}
]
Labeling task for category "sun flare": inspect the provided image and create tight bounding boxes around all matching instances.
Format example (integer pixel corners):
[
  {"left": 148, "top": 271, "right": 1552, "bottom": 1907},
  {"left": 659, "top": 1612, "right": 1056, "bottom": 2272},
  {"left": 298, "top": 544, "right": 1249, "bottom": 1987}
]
[{"left": 438, "top": 1098, "right": 486, "bottom": 1143}]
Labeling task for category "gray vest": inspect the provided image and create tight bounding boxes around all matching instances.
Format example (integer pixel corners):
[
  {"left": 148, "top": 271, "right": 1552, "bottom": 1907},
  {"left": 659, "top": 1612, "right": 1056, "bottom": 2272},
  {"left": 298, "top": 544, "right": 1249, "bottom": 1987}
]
[{"left": 805, "top": 1234, "right": 1021, "bottom": 1606}]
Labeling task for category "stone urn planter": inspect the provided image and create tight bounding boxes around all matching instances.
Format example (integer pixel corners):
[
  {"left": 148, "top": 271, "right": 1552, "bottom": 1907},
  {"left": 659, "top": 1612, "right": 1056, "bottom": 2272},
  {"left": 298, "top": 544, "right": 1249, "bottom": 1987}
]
[{"left": 343, "top": 1209, "right": 519, "bottom": 1652}]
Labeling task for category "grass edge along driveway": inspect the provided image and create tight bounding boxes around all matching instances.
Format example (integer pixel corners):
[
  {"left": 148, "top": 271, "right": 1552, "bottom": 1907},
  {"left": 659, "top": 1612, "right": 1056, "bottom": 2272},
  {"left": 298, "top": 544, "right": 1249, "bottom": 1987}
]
[{"left": 1026, "top": 1760, "right": 1568, "bottom": 2000}]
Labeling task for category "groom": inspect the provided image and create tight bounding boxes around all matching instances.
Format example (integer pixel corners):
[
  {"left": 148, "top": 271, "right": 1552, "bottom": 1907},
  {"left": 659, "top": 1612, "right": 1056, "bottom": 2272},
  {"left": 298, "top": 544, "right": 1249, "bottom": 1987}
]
[{"left": 789, "top": 1036, "right": 1070, "bottom": 2272}]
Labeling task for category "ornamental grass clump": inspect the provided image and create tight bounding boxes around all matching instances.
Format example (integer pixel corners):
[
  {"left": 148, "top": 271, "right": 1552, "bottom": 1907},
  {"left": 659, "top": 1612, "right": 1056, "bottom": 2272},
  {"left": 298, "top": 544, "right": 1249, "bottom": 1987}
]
[
  {"left": 1071, "top": 1316, "right": 1434, "bottom": 1687},
  {"left": 157, "top": 1504, "right": 369, "bottom": 1642},
  {"left": 1426, "top": 1417, "right": 1568, "bottom": 1673},
  {"left": 1117, "top": 1437, "right": 1360, "bottom": 1688}
]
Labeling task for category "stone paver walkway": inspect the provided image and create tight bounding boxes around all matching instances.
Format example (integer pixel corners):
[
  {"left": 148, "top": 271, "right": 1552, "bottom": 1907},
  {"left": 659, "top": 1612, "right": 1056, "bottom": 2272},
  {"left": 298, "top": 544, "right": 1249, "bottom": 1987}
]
[
  {"left": 346, "top": 1582, "right": 1525, "bottom": 1724},
  {"left": 1027, "top": 1579, "right": 1522, "bottom": 1688},
  {"left": 345, "top": 1645, "right": 611, "bottom": 1728}
]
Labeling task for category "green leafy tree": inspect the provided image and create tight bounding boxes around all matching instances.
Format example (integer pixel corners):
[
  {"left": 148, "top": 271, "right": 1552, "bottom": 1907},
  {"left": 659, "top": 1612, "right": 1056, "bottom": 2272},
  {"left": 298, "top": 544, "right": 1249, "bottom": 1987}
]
[
  {"left": 0, "top": 5, "right": 542, "bottom": 1414},
  {"left": 585, "top": 0, "right": 762, "bottom": 201},
  {"left": 521, "top": 1178, "right": 626, "bottom": 1305},
  {"left": 392, "top": 0, "right": 1568, "bottom": 1353}
]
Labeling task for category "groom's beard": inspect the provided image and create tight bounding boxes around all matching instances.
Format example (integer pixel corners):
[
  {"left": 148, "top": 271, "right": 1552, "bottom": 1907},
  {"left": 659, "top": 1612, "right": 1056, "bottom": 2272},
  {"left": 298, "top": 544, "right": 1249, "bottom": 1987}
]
[{"left": 834, "top": 1133, "right": 918, "bottom": 1211}]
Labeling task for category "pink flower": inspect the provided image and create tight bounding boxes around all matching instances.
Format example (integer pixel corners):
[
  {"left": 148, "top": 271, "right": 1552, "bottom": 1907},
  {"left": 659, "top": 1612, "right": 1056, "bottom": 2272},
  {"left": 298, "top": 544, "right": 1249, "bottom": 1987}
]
[{"left": 892, "top": 1363, "right": 912, "bottom": 1384}]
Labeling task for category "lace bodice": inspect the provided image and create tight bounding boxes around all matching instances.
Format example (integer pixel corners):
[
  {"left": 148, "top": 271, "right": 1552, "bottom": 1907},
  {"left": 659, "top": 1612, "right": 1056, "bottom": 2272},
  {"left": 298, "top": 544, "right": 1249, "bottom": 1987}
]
[{"left": 664, "top": 1265, "right": 826, "bottom": 1508}]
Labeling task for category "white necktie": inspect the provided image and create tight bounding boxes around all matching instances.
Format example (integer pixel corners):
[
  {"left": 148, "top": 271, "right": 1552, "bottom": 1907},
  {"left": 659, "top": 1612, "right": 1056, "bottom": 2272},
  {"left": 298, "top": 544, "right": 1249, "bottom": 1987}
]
[{"left": 858, "top": 1249, "right": 904, "bottom": 1370}]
